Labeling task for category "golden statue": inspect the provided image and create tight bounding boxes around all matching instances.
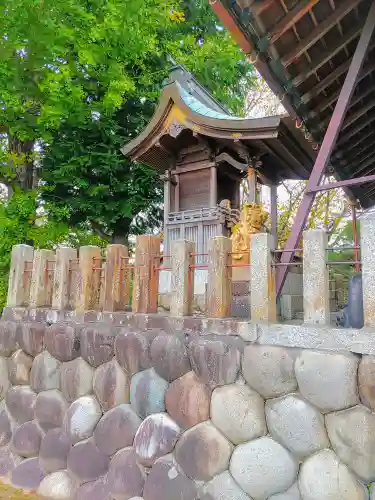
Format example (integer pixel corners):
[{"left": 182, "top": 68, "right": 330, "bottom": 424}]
[{"left": 231, "top": 202, "right": 269, "bottom": 260}]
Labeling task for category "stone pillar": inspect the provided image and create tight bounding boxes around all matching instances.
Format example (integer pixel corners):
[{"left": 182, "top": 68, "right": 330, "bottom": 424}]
[
  {"left": 360, "top": 216, "right": 375, "bottom": 326},
  {"left": 210, "top": 166, "right": 217, "bottom": 207},
  {"left": 76, "top": 246, "right": 101, "bottom": 312},
  {"left": 250, "top": 233, "right": 276, "bottom": 322},
  {"left": 207, "top": 236, "right": 231, "bottom": 318},
  {"left": 170, "top": 239, "right": 195, "bottom": 317},
  {"left": 103, "top": 244, "right": 130, "bottom": 312},
  {"left": 29, "top": 249, "right": 56, "bottom": 308},
  {"left": 132, "top": 235, "right": 161, "bottom": 314},
  {"left": 303, "top": 229, "right": 330, "bottom": 325},
  {"left": 52, "top": 247, "right": 77, "bottom": 310},
  {"left": 7, "top": 244, "right": 34, "bottom": 307}
]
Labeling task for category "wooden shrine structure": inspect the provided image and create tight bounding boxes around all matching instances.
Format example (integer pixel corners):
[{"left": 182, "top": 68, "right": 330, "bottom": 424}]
[{"left": 211, "top": 0, "right": 375, "bottom": 297}]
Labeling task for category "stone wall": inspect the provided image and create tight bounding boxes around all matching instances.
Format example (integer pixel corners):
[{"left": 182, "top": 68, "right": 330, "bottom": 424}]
[{"left": 0, "top": 314, "right": 375, "bottom": 499}]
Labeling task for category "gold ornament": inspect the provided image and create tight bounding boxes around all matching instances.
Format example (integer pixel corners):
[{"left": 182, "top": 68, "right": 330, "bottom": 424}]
[{"left": 231, "top": 202, "right": 268, "bottom": 260}]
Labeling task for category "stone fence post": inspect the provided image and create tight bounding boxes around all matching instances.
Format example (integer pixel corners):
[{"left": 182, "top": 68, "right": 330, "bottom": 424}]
[
  {"left": 76, "top": 246, "right": 101, "bottom": 312},
  {"left": 170, "top": 239, "right": 195, "bottom": 317},
  {"left": 7, "top": 244, "right": 34, "bottom": 307},
  {"left": 303, "top": 229, "right": 330, "bottom": 325},
  {"left": 29, "top": 249, "right": 56, "bottom": 308},
  {"left": 250, "top": 233, "right": 276, "bottom": 322},
  {"left": 360, "top": 216, "right": 375, "bottom": 327},
  {"left": 52, "top": 247, "right": 77, "bottom": 310},
  {"left": 132, "top": 235, "right": 161, "bottom": 314},
  {"left": 103, "top": 244, "right": 130, "bottom": 312},
  {"left": 207, "top": 236, "right": 232, "bottom": 318}
]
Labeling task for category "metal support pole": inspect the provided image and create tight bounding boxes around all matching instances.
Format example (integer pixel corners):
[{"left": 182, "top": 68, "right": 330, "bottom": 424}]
[
  {"left": 352, "top": 204, "right": 361, "bottom": 273},
  {"left": 275, "top": 0, "right": 375, "bottom": 297}
]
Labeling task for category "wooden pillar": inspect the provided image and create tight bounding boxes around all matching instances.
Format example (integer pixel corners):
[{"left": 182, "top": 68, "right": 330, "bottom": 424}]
[
  {"left": 210, "top": 166, "right": 217, "bottom": 207},
  {"left": 170, "top": 240, "right": 195, "bottom": 316},
  {"left": 174, "top": 174, "right": 180, "bottom": 212},
  {"left": 270, "top": 184, "right": 278, "bottom": 249},
  {"left": 7, "top": 244, "right": 34, "bottom": 307},
  {"left": 247, "top": 167, "right": 257, "bottom": 203},
  {"left": 76, "top": 246, "right": 101, "bottom": 311},
  {"left": 207, "top": 236, "right": 232, "bottom": 318},
  {"left": 103, "top": 244, "right": 130, "bottom": 312},
  {"left": 52, "top": 247, "right": 77, "bottom": 310},
  {"left": 132, "top": 235, "right": 161, "bottom": 314}
]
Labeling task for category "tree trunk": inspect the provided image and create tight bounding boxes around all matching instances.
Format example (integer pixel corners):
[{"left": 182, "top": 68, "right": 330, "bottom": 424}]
[{"left": 8, "top": 136, "right": 35, "bottom": 192}]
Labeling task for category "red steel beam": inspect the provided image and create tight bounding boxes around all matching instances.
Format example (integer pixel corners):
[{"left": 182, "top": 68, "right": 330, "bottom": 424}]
[
  {"left": 276, "top": 0, "right": 375, "bottom": 297},
  {"left": 306, "top": 173, "right": 375, "bottom": 193}
]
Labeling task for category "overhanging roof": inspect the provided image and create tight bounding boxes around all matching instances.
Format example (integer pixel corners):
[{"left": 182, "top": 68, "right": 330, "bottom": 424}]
[{"left": 212, "top": 0, "right": 375, "bottom": 208}]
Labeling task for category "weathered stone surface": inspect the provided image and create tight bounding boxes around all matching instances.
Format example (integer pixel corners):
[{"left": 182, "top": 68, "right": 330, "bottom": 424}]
[
  {"left": 199, "top": 471, "right": 251, "bottom": 500},
  {"left": 93, "top": 359, "right": 129, "bottom": 412},
  {"left": 39, "top": 429, "right": 71, "bottom": 473},
  {"left": 11, "top": 457, "right": 46, "bottom": 490},
  {"left": 295, "top": 351, "right": 359, "bottom": 412},
  {"left": 211, "top": 384, "right": 266, "bottom": 445},
  {"left": 80, "top": 325, "right": 116, "bottom": 368},
  {"left": 0, "top": 321, "right": 18, "bottom": 356},
  {"left": 60, "top": 357, "right": 94, "bottom": 403},
  {"left": 189, "top": 339, "right": 240, "bottom": 388},
  {"left": 134, "top": 413, "right": 181, "bottom": 466},
  {"left": 230, "top": 437, "right": 298, "bottom": 500},
  {"left": 150, "top": 335, "right": 190, "bottom": 382},
  {"left": 35, "top": 390, "right": 67, "bottom": 432},
  {"left": 30, "top": 351, "right": 61, "bottom": 392},
  {"left": 107, "top": 447, "right": 146, "bottom": 500},
  {"left": 64, "top": 395, "right": 102, "bottom": 444},
  {"left": 0, "top": 402, "right": 12, "bottom": 447},
  {"left": 6, "top": 385, "right": 37, "bottom": 424},
  {"left": 242, "top": 345, "right": 297, "bottom": 399},
  {"left": 0, "top": 357, "right": 10, "bottom": 401},
  {"left": 358, "top": 355, "right": 375, "bottom": 411},
  {"left": 115, "top": 330, "right": 154, "bottom": 376},
  {"left": 326, "top": 405, "right": 375, "bottom": 482},
  {"left": 175, "top": 421, "right": 233, "bottom": 481},
  {"left": 0, "top": 446, "right": 22, "bottom": 477},
  {"left": 45, "top": 323, "right": 80, "bottom": 362},
  {"left": 18, "top": 322, "right": 45, "bottom": 357},
  {"left": 266, "top": 394, "right": 329, "bottom": 459},
  {"left": 130, "top": 368, "right": 168, "bottom": 419},
  {"left": 67, "top": 440, "right": 110, "bottom": 483},
  {"left": 75, "top": 475, "right": 112, "bottom": 500},
  {"left": 165, "top": 371, "right": 211, "bottom": 429},
  {"left": 11, "top": 420, "right": 42, "bottom": 457},
  {"left": 299, "top": 449, "right": 368, "bottom": 500},
  {"left": 268, "top": 483, "right": 301, "bottom": 500},
  {"left": 38, "top": 470, "right": 77, "bottom": 500},
  {"left": 143, "top": 455, "right": 197, "bottom": 500},
  {"left": 8, "top": 349, "right": 33, "bottom": 385},
  {"left": 93, "top": 404, "right": 141, "bottom": 456}
]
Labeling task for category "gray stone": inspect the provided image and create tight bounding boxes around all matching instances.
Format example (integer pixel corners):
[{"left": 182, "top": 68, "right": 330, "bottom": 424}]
[
  {"left": 11, "top": 457, "right": 46, "bottom": 490},
  {"left": 67, "top": 440, "right": 110, "bottom": 483},
  {"left": 80, "top": 325, "right": 115, "bottom": 367},
  {"left": 38, "top": 470, "right": 77, "bottom": 500},
  {"left": 93, "top": 404, "right": 141, "bottom": 456},
  {"left": 242, "top": 345, "right": 297, "bottom": 399},
  {"left": 175, "top": 421, "right": 233, "bottom": 481},
  {"left": 130, "top": 368, "right": 168, "bottom": 419},
  {"left": 93, "top": 359, "right": 129, "bottom": 412},
  {"left": 295, "top": 351, "right": 359, "bottom": 412},
  {"left": 35, "top": 390, "right": 67, "bottom": 432},
  {"left": 189, "top": 339, "right": 240, "bottom": 388},
  {"left": 268, "top": 483, "right": 301, "bottom": 500},
  {"left": 230, "top": 437, "right": 298, "bottom": 500},
  {"left": 211, "top": 384, "right": 266, "bottom": 445},
  {"left": 18, "top": 322, "right": 45, "bottom": 357},
  {"left": 143, "top": 455, "right": 198, "bottom": 500},
  {"left": 150, "top": 335, "right": 190, "bottom": 381},
  {"left": 8, "top": 349, "right": 33, "bottom": 385},
  {"left": 134, "top": 413, "right": 181, "bottom": 466},
  {"left": 266, "top": 394, "right": 329, "bottom": 459},
  {"left": 0, "top": 321, "right": 18, "bottom": 356},
  {"left": 39, "top": 429, "right": 71, "bottom": 473},
  {"left": 6, "top": 385, "right": 37, "bottom": 424},
  {"left": 11, "top": 420, "right": 42, "bottom": 457},
  {"left": 0, "top": 357, "right": 10, "bottom": 401},
  {"left": 45, "top": 323, "right": 80, "bottom": 362},
  {"left": 326, "top": 405, "right": 375, "bottom": 482},
  {"left": 30, "top": 351, "right": 61, "bottom": 392},
  {"left": 107, "top": 447, "right": 146, "bottom": 500},
  {"left": 199, "top": 471, "right": 251, "bottom": 500},
  {"left": 75, "top": 475, "right": 112, "bottom": 500},
  {"left": 0, "top": 401, "right": 13, "bottom": 447},
  {"left": 0, "top": 446, "right": 22, "bottom": 478},
  {"left": 60, "top": 357, "right": 94, "bottom": 403},
  {"left": 114, "top": 330, "right": 154, "bottom": 376},
  {"left": 358, "top": 355, "right": 375, "bottom": 411},
  {"left": 64, "top": 395, "right": 102, "bottom": 444},
  {"left": 299, "top": 449, "right": 368, "bottom": 500}
]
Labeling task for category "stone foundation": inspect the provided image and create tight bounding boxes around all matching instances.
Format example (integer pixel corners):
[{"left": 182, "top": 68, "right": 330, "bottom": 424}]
[{"left": 1, "top": 310, "right": 375, "bottom": 499}]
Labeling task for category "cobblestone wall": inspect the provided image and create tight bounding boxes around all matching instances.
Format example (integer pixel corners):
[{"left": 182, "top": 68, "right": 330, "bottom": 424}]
[{"left": 0, "top": 316, "right": 374, "bottom": 499}]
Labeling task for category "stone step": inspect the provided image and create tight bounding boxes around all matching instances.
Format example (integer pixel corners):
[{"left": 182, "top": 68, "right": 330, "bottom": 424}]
[
  {"left": 231, "top": 296, "right": 250, "bottom": 318},
  {"left": 232, "top": 281, "right": 249, "bottom": 297}
]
